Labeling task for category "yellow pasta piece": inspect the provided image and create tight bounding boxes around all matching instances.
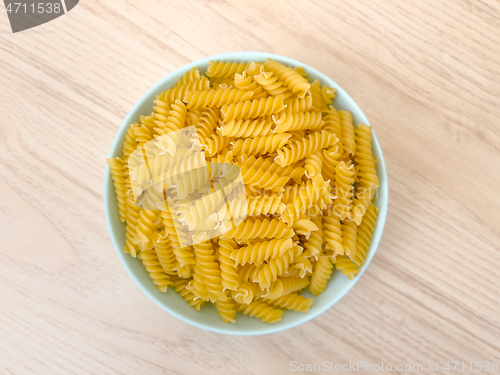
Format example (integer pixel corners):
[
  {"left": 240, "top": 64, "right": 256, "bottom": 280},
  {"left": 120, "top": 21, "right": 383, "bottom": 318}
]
[
  {"left": 333, "top": 160, "right": 355, "bottom": 220},
  {"left": 354, "top": 203, "right": 379, "bottom": 266},
  {"left": 334, "top": 255, "right": 360, "bottom": 280},
  {"left": 272, "top": 111, "right": 323, "bottom": 133},
  {"left": 268, "top": 293, "right": 312, "bottom": 313},
  {"left": 174, "top": 67, "right": 201, "bottom": 88},
  {"left": 264, "top": 58, "right": 311, "bottom": 98},
  {"left": 283, "top": 95, "right": 313, "bottom": 113},
  {"left": 107, "top": 157, "right": 128, "bottom": 222},
  {"left": 254, "top": 70, "right": 292, "bottom": 98},
  {"left": 238, "top": 301, "right": 284, "bottom": 324},
  {"left": 219, "top": 117, "right": 275, "bottom": 138},
  {"left": 230, "top": 238, "right": 294, "bottom": 266},
  {"left": 231, "top": 133, "right": 291, "bottom": 156},
  {"left": 157, "top": 77, "right": 210, "bottom": 105},
  {"left": 206, "top": 61, "right": 248, "bottom": 79},
  {"left": 183, "top": 89, "right": 253, "bottom": 108},
  {"left": 221, "top": 217, "right": 293, "bottom": 240},
  {"left": 137, "top": 250, "right": 173, "bottom": 292},
  {"left": 338, "top": 110, "right": 356, "bottom": 156},
  {"left": 275, "top": 130, "right": 337, "bottom": 167},
  {"left": 221, "top": 95, "right": 286, "bottom": 122},
  {"left": 310, "top": 255, "right": 334, "bottom": 296}
]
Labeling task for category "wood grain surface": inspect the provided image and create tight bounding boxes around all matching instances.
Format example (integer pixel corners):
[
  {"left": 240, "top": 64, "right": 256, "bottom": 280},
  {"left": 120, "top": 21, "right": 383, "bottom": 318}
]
[{"left": 1, "top": 1, "right": 499, "bottom": 374}]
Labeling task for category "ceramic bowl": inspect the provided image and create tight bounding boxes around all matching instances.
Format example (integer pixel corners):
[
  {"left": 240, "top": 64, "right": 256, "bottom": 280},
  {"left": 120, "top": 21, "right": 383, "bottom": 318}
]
[{"left": 104, "top": 52, "right": 388, "bottom": 335}]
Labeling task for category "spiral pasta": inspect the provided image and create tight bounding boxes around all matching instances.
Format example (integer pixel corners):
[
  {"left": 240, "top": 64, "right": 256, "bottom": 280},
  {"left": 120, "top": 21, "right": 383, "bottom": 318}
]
[
  {"left": 219, "top": 117, "right": 274, "bottom": 138},
  {"left": 322, "top": 146, "right": 341, "bottom": 183},
  {"left": 152, "top": 232, "right": 177, "bottom": 275},
  {"left": 174, "top": 67, "right": 201, "bottom": 87},
  {"left": 234, "top": 71, "right": 259, "bottom": 91},
  {"left": 333, "top": 161, "right": 355, "bottom": 220},
  {"left": 323, "top": 105, "right": 342, "bottom": 145},
  {"left": 109, "top": 58, "right": 380, "bottom": 324},
  {"left": 171, "top": 277, "right": 205, "bottom": 311},
  {"left": 323, "top": 207, "right": 344, "bottom": 256},
  {"left": 206, "top": 61, "right": 248, "bottom": 79},
  {"left": 232, "top": 281, "right": 257, "bottom": 305},
  {"left": 231, "top": 133, "right": 291, "bottom": 156},
  {"left": 194, "top": 108, "right": 219, "bottom": 146},
  {"left": 272, "top": 111, "right": 323, "bottom": 133},
  {"left": 354, "top": 123, "right": 379, "bottom": 188},
  {"left": 268, "top": 293, "right": 312, "bottom": 313},
  {"left": 230, "top": 238, "right": 293, "bottom": 266},
  {"left": 310, "top": 79, "right": 327, "bottom": 113},
  {"left": 157, "top": 77, "right": 210, "bottom": 106},
  {"left": 284, "top": 95, "right": 313, "bottom": 113},
  {"left": 107, "top": 157, "right": 128, "bottom": 222},
  {"left": 253, "top": 70, "right": 291, "bottom": 97},
  {"left": 193, "top": 239, "right": 226, "bottom": 302},
  {"left": 354, "top": 203, "right": 378, "bottom": 266},
  {"left": 303, "top": 217, "right": 323, "bottom": 259},
  {"left": 239, "top": 301, "right": 284, "bottom": 323},
  {"left": 309, "top": 255, "right": 334, "bottom": 296},
  {"left": 184, "top": 89, "right": 253, "bottom": 109},
  {"left": 257, "top": 246, "right": 299, "bottom": 289},
  {"left": 247, "top": 194, "right": 285, "bottom": 216},
  {"left": 275, "top": 130, "right": 337, "bottom": 167},
  {"left": 216, "top": 290, "right": 237, "bottom": 323},
  {"left": 137, "top": 249, "right": 173, "bottom": 292},
  {"left": 134, "top": 210, "right": 158, "bottom": 251},
  {"left": 177, "top": 187, "right": 226, "bottom": 230},
  {"left": 263, "top": 58, "right": 311, "bottom": 98},
  {"left": 263, "top": 276, "right": 310, "bottom": 299},
  {"left": 124, "top": 202, "right": 141, "bottom": 258},
  {"left": 321, "top": 84, "right": 336, "bottom": 106},
  {"left": 239, "top": 164, "right": 290, "bottom": 191},
  {"left": 221, "top": 217, "right": 293, "bottom": 240},
  {"left": 338, "top": 110, "right": 356, "bottom": 156},
  {"left": 221, "top": 94, "right": 286, "bottom": 122},
  {"left": 217, "top": 239, "right": 240, "bottom": 290},
  {"left": 304, "top": 150, "right": 323, "bottom": 178},
  {"left": 334, "top": 255, "right": 360, "bottom": 280},
  {"left": 281, "top": 174, "right": 331, "bottom": 225},
  {"left": 341, "top": 220, "right": 357, "bottom": 260},
  {"left": 160, "top": 206, "right": 195, "bottom": 273}
]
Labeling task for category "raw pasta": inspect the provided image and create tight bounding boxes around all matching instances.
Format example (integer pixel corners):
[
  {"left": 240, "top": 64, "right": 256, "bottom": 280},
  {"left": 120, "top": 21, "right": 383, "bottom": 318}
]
[{"left": 107, "top": 60, "right": 380, "bottom": 324}]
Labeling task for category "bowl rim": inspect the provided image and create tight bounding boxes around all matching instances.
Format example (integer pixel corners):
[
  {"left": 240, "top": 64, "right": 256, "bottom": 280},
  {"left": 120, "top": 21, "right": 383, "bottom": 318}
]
[{"left": 104, "top": 51, "right": 388, "bottom": 335}]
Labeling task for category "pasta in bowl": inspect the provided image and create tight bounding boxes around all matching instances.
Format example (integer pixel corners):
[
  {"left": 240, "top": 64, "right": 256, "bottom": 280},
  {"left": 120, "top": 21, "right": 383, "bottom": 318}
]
[{"left": 104, "top": 52, "right": 388, "bottom": 335}]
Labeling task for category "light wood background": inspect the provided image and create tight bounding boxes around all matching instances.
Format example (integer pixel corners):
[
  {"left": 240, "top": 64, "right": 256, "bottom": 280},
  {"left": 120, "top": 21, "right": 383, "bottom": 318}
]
[{"left": 1, "top": 1, "right": 499, "bottom": 374}]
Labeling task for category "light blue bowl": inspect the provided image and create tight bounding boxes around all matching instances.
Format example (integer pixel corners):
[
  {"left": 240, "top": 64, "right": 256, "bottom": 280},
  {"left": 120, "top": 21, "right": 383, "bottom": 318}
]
[{"left": 104, "top": 52, "right": 388, "bottom": 335}]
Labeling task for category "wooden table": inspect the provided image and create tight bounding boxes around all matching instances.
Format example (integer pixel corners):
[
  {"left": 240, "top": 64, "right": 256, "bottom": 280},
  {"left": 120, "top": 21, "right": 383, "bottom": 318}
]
[{"left": 1, "top": 1, "right": 499, "bottom": 374}]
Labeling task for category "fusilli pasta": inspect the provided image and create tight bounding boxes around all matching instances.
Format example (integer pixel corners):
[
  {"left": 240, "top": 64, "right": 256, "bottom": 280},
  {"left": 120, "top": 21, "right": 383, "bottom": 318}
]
[{"left": 108, "top": 58, "right": 380, "bottom": 324}]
